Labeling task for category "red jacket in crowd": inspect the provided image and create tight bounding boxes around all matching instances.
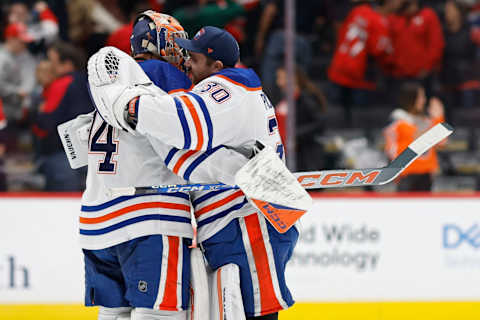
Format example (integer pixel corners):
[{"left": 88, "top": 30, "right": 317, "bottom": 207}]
[
  {"left": 328, "top": 4, "right": 393, "bottom": 90},
  {"left": 106, "top": 22, "right": 134, "bottom": 55},
  {"left": 389, "top": 7, "right": 445, "bottom": 78},
  {"left": 32, "top": 72, "right": 93, "bottom": 155}
]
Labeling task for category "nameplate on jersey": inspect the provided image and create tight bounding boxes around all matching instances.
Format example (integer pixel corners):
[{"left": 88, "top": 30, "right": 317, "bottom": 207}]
[{"left": 235, "top": 145, "right": 312, "bottom": 233}]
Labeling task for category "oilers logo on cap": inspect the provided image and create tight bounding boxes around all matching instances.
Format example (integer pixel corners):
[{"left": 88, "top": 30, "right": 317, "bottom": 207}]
[
  {"left": 194, "top": 28, "right": 206, "bottom": 40},
  {"left": 175, "top": 26, "right": 240, "bottom": 67}
]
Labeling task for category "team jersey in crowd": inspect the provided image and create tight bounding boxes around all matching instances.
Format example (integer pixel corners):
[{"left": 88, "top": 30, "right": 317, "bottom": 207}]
[
  {"left": 384, "top": 109, "right": 444, "bottom": 176},
  {"left": 388, "top": 7, "right": 444, "bottom": 77},
  {"left": 80, "top": 60, "right": 193, "bottom": 250},
  {"left": 328, "top": 4, "right": 393, "bottom": 89},
  {"left": 134, "top": 68, "right": 284, "bottom": 242}
]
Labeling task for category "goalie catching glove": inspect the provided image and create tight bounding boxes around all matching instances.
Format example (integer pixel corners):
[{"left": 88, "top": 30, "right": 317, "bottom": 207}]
[{"left": 87, "top": 46, "right": 163, "bottom": 133}]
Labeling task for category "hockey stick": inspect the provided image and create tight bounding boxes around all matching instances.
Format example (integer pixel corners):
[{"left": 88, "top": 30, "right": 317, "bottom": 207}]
[{"left": 109, "top": 122, "right": 453, "bottom": 197}]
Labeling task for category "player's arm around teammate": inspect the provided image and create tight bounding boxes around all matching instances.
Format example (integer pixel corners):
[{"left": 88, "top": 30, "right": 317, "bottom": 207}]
[
  {"left": 81, "top": 12, "right": 196, "bottom": 320},
  {"left": 87, "top": 26, "right": 299, "bottom": 320}
]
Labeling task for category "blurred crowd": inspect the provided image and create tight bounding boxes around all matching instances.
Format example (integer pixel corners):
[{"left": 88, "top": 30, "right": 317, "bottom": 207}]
[{"left": 0, "top": 0, "right": 478, "bottom": 192}]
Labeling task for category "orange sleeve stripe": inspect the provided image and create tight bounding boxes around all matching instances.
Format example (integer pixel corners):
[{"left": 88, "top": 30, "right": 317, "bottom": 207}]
[
  {"left": 79, "top": 202, "right": 190, "bottom": 224},
  {"left": 168, "top": 88, "right": 187, "bottom": 94},
  {"left": 180, "top": 95, "right": 204, "bottom": 150},
  {"left": 168, "top": 83, "right": 194, "bottom": 94},
  {"left": 173, "top": 150, "right": 198, "bottom": 174},
  {"left": 195, "top": 190, "right": 244, "bottom": 217},
  {"left": 215, "top": 74, "right": 262, "bottom": 91}
]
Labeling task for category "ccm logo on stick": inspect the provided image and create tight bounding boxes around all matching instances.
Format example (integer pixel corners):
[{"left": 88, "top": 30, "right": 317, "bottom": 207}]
[{"left": 297, "top": 171, "right": 381, "bottom": 187}]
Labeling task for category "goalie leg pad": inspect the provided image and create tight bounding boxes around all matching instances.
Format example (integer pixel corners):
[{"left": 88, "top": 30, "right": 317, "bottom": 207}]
[
  {"left": 131, "top": 308, "right": 187, "bottom": 320},
  {"left": 209, "top": 264, "right": 245, "bottom": 320},
  {"left": 189, "top": 247, "right": 209, "bottom": 320},
  {"left": 98, "top": 307, "right": 132, "bottom": 320},
  {"left": 201, "top": 215, "right": 298, "bottom": 317}
]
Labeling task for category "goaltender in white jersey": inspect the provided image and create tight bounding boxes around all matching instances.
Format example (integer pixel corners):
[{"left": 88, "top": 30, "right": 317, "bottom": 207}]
[
  {"left": 61, "top": 12, "right": 248, "bottom": 320},
  {"left": 143, "top": 70, "right": 284, "bottom": 242}
]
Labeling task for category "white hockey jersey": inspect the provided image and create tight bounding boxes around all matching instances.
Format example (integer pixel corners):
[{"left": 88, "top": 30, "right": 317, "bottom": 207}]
[
  {"left": 135, "top": 68, "right": 284, "bottom": 242},
  {"left": 80, "top": 112, "right": 195, "bottom": 249},
  {"left": 80, "top": 60, "right": 250, "bottom": 249},
  {"left": 80, "top": 60, "right": 195, "bottom": 250}
]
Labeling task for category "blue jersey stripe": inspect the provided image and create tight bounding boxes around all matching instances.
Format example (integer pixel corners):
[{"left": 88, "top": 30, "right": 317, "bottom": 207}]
[
  {"left": 183, "top": 145, "right": 224, "bottom": 181},
  {"left": 192, "top": 189, "right": 231, "bottom": 206},
  {"left": 186, "top": 92, "right": 213, "bottom": 151},
  {"left": 81, "top": 192, "right": 189, "bottom": 212},
  {"left": 197, "top": 198, "right": 248, "bottom": 228},
  {"left": 174, "top": 97, "right": 191, "bottom": 149},
  {"left": 165, "top": 147, "right": 180, "bottom": 166},
  {"left": 79, "top": 214, "right": 192, "bottom": 235},
  {"left": 214, "top": 68, "right": 261, "bottom": 89},
  {"left": 270, "top": 203, "right": 303, "bottom": 211}
]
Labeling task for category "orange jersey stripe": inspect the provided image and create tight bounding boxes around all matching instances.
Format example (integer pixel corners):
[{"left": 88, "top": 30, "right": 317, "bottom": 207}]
[
  {"left": 168, "top": 88, "right": 187, "bottom": 94},
  {"left": 244, "top": 214, "right": 282, "bottom": 315},
  {"left": 160, "top": 236, "right": 180, "bottom": 311},
  {"left": 195, "top": 190, "right": 244, "bottom": 217},
  {"left": 215, "top": 74, "right": 262, "bottom": 91},
  {"left": 173, "top": 150, "right": 198, "bottom": 174},
  {"left": 79, "top": 202, "right": 190, "bottom": 224},
  {"left": 180, "top": 95, "right": 204, "bottom": 150},
  {"left": 168, "top": 84, "right": 194, "bottom": 94}
]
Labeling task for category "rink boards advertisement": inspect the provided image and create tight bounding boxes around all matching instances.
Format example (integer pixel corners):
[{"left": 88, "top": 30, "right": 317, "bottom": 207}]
[
  {"left": 1, "top": 193, "right": 479, "bottom": 319},
  {"left": 287, "top": 196, "right": 480, "bottom": 302}
]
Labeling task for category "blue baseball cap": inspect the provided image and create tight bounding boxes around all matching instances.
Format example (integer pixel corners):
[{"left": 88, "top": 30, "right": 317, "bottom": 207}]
[{"left": 175, "top": 26, "right": 239, "bottom": 67}]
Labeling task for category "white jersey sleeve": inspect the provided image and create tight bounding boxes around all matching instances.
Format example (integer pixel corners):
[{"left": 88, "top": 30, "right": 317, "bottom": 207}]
[
  {"left": 138, "top": 68, "right": 286, "bottom": 242},
  {"left": 136, "top": 76, "right": 258, "bottom": 152}
]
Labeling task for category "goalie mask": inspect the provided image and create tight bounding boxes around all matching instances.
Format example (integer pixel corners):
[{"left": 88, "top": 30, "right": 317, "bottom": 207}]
[{"left": 130, "top": 10, "right": 189, "bottom": 72}]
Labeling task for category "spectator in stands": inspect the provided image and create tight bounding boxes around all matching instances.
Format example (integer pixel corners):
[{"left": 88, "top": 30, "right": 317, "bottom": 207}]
[
  {"left": 0, "top": 22, "right": 37, "bottom": 152},
  {"left": 172, "top": 0, "right": 247, "bottom": 44},
  {"left": 255, "top": 0, "right": 332, "bottom": 104},
  {"left": 389, "top": 0, "right": 445, "bottom": 99},
  {"left": 30, "top": 59, "right": 55, "bottom": 127},
  {"left": 328, "top": 0, "right": 398, "bottom": 127},
  {"left": 106, "top": 1, "right": 150, "bottom": 54},
  {"left": 8, "top": 1, "right": 59, "bottom": 54},
  {"left": 384, "top": 82, "right": 445, "bottom": 191},
  {"left": 440, "top": 0, "right": 480, "bottom": 110},
  {"left": 275, "top": 66, "right": 327, "bottom": 171},
  {"left": 67, "top": 0, "right": 123, "bottom": 56},
  {"left": 470, "top": 2, "right": 480, "bottom": 54},
  {"left": 0, "top": 102, "right": 6, "bottom": 191},
  {"left": 31, "top": 41, "right": 93, "bottom": 191}
]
